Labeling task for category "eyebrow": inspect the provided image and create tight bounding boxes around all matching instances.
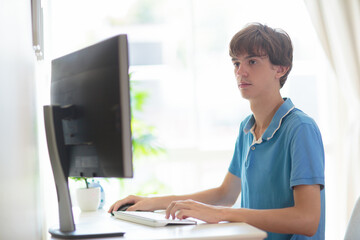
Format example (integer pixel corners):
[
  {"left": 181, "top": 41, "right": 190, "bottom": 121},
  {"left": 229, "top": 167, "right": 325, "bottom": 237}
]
[
  {"left": 246, "top": 55, "right": 262, "bottom": 59},
  {"left": 231, "top": 55, "right": 264, "bottom": 62}
]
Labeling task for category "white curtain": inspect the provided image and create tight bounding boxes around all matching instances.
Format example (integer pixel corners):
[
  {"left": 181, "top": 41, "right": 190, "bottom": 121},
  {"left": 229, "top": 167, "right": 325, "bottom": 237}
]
[
  {"left": 304, "top": 0, "right": 360, "bottom": 239},
  {"left": 0, "top": 0, "right": 41, "bottom": 239}
]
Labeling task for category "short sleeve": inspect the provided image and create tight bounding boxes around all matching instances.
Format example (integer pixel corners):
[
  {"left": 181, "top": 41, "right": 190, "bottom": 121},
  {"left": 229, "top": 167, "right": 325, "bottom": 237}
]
[
  {"left": 290, "top": 122, "right": 325, "bottom": 190},
  {"left": 228, "top": 136, "right": 243, "bottom": 178}
]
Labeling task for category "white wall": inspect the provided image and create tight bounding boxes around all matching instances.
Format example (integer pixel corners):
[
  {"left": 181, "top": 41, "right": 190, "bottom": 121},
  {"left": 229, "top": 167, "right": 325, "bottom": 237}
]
[{"left": 0, "top": 1, "right": 41, "bottom": 239}]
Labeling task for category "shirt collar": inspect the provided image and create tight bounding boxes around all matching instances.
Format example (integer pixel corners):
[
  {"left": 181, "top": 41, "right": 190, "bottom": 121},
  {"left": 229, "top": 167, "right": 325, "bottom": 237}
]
[{"left": 244, "top": 98, "right": 295, "bottom": 141}]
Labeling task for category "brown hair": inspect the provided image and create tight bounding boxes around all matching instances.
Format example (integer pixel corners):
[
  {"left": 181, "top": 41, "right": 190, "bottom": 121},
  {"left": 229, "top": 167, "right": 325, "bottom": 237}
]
[{"left": 229, "top": 23, "right": 293, "bottom": 88}]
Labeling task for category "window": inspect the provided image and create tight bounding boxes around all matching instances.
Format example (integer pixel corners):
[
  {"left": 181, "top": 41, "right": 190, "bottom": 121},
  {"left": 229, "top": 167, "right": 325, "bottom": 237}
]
[{"left": 42, "top": 0, "right": 334, "bottom": 237}]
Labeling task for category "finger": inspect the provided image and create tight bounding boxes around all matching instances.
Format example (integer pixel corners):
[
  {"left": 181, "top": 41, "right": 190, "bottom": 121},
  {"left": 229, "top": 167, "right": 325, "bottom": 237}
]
[
  {"left": 165, "top": 201, "right": 177, "bottom": 219},
  {"left": 114, "top": 198, "right": 134, "bottom": 212},
  {"left": 108, "top": 201, "right": 121, "bottom": 213},
  {"left": 169, "top": 202, "right": 191, "bottom": 220},
  {"left": 112, "top": 201, "right": 125, "bottom": 212},
  {"left": 176, "top": 209, "right": 192, "bottom": 220},
  {"left": 126, "top": 204, "right": 138, "bottom": 211}
]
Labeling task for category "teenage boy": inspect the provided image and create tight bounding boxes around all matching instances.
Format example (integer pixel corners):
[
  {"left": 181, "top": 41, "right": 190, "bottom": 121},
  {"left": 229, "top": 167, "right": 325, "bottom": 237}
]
[{"left": 109, "top": 23, "right": 325, "bottom": 240}]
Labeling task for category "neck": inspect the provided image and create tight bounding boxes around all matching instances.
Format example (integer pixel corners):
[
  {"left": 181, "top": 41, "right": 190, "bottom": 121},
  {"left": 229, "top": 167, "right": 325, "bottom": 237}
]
[{"left": 250, "top": 94, "right": 284, "bottom": 131}]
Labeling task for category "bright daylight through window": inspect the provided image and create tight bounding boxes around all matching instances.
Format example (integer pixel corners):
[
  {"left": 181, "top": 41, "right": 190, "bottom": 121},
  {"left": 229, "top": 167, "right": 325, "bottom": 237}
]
[{"left": 40, "top": 0, "right": 336, "bottom": 238}]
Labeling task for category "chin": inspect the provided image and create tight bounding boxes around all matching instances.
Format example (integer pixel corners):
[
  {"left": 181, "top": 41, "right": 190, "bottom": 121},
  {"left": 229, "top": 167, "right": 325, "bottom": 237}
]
[{"left": 240, "top": 92, "right": 251, "bottom": 100}]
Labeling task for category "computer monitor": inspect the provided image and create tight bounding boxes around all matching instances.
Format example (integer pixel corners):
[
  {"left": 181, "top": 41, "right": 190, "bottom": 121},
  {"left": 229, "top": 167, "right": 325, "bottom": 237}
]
[{"left": 43, "top": 34, "right": 133, "bottom": 238}]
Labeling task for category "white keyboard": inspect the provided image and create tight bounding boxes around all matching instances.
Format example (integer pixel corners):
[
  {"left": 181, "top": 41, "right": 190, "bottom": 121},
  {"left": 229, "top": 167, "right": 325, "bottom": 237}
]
[{"left": 113, "top": 211, "right": 197, "bottom": 227}]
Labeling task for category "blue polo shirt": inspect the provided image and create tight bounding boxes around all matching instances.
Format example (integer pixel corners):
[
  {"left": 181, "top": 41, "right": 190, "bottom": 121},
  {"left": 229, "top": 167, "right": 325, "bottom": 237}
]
[{"left": 228, "top": 98, "right": 325, "bottom": 240}]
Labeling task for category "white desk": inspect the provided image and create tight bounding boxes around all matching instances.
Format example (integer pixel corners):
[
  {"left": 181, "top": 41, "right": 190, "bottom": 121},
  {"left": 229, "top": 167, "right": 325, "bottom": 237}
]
[{"left": 50, "top": 210, "right": 267, "bottom": 240}]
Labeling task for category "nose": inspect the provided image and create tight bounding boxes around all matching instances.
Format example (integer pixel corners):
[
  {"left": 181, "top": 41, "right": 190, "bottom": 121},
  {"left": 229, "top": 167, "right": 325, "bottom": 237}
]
[{"left": 235, "top": 63, "right": 247, "bottom": 77}]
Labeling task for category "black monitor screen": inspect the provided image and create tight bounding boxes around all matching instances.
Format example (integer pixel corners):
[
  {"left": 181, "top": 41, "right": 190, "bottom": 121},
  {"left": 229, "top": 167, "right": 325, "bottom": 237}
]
[{"left": 50, "top": 34, "right": 133, "bottom": 178}]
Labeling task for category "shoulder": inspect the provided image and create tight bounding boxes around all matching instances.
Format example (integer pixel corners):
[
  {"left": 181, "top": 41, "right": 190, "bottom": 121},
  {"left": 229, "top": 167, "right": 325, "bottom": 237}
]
[
  {"left": 283, "top": 108, "right": 323, "bottom": 143},
  {"left": 284, "top": 108, "right": 319, "bottom": 130}
]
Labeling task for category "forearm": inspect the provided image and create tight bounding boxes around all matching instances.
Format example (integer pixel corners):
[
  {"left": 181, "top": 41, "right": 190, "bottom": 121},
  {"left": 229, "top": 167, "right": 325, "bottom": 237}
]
[
  {"left": 223, "top": 206, "right": 319, "bottom": 236},
  {"left": 155, "top": 173, "right": 241, "bottom": 209},
  {"left": 109, "top": 184, "right": 237, "bottom": 212}
]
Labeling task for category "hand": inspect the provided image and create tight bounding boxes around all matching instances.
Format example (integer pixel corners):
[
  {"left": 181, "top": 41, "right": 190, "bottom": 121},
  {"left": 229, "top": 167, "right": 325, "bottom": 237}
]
[
  {"left": 165, "top": 199, "right": 226, "bottom": 224},
  {"left": 108, "top": 195, "right": 159, "bottom": 213}
]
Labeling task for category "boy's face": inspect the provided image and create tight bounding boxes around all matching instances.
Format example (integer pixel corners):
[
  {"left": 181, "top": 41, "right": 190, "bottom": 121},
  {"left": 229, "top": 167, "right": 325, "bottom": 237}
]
[{"left": 231, "top": 53, "right": 284, "bottom": 101}]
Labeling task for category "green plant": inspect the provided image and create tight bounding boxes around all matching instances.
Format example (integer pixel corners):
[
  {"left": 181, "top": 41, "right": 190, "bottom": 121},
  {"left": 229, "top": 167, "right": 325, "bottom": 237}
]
[
  {"left": 130, "top": 78, "right": 165, "bottom": 159},
  {"left": 117, "top": 74, "right": 169, "bottom": 196},
  {"left": 71, "top": 177, "right": 89, "bottom": 188},
  {"left": 70, "top": 74, "right": 166, "bottom": 191}
]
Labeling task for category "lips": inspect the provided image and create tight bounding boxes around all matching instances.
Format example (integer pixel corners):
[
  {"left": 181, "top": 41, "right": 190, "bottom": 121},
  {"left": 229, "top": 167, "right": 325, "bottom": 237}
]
[{"left": 238, "top": 82, "right": 252, "bottom": 89}]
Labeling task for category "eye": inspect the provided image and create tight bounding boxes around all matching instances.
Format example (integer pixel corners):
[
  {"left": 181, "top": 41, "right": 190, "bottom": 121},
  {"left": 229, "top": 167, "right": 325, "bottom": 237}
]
[
  {"left": 233, "top": 62, "right": 240, "bottom": 68},
  {"left": 248, "top": 59, "right": 257, "bottom": 65}
]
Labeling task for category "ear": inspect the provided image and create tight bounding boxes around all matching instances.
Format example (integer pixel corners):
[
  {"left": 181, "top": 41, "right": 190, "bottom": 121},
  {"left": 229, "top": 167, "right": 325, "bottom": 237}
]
[{"left": 274, "top": 65, "right": 290, "bottom": 79}]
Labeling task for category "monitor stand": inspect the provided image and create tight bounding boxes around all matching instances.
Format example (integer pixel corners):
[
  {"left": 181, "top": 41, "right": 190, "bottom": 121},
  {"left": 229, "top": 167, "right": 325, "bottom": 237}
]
[{"left": 44, "top": 105, "right": 125, "bottom": 239}]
